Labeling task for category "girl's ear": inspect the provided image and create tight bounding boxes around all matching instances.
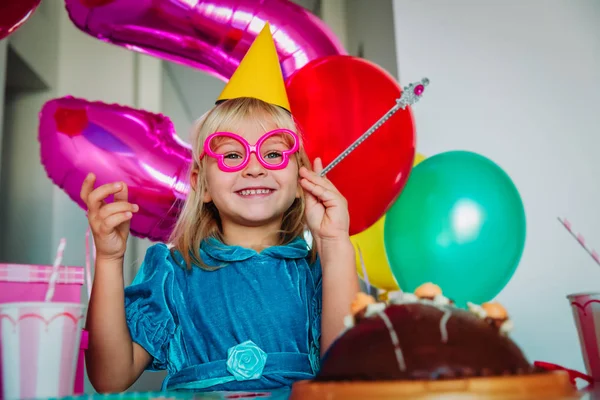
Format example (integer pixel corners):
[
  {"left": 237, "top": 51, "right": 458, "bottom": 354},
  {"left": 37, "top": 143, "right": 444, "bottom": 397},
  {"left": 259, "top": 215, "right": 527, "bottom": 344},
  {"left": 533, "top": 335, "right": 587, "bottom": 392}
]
[
  {"left": 190, "top": 168, "right": 199, "bottom": 191},
  {"left": 192, "top": 168, "right": 213, "bottom": 203}
]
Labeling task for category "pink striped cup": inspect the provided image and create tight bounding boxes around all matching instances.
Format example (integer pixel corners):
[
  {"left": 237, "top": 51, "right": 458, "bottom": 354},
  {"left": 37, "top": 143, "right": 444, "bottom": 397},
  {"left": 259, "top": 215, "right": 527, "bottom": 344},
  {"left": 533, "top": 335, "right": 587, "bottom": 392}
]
[
  {"left": 0, "top": 302, "right": 86, "bottom": 399},
  {"left": 568, "top": 292, "right": 600, "bottom": 381}
]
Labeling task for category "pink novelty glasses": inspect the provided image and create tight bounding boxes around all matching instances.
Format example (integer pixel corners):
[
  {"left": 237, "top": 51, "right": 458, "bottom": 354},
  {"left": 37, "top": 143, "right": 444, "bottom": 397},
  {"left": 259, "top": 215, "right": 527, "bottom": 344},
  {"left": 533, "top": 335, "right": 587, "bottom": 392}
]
[{"left": 200, "top": 129, "right": 300, "bottom": 173}]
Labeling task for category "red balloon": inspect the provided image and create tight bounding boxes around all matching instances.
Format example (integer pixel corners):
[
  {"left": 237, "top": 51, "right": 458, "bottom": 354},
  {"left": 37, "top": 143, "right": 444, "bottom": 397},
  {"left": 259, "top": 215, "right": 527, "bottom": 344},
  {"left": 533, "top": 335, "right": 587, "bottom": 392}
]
[
  {"left": 0, "top": 0, "right": 41, "bottom": 40},
  {"left": 286, "top": 56, "right": 416, "bottom": 235}
]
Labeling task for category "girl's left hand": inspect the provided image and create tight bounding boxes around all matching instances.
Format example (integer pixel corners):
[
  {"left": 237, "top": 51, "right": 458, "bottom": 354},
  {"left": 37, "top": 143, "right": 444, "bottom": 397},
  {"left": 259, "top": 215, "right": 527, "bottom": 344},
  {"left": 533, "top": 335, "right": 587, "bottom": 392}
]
[{"left": 300, "top": 157, "right": 350, "bottom": 243}]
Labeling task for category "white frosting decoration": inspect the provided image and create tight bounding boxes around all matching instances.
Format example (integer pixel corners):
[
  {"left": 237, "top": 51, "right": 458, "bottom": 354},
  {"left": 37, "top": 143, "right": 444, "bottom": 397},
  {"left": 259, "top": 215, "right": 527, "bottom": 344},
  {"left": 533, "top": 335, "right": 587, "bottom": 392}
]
[
  {"left": 433, "top": 294, "right": 451, "bottom": 306},
  {"left": 467, "top": 301, "right": 488, "bottom": 319},
  {"left": 342, "top": 303, "right": 389, "bottom": 330},
  {"left": 343, "top": 314, "right": 355, "bottom": 329},
  {"left": 500, "top": 319, "right": 514, "bottom": 335},
  {"left": 387, "top": 291, "right": 418, "bottom": 305},
  {"left": 364, "top": 302, "right": 387, "bottom": 318}
]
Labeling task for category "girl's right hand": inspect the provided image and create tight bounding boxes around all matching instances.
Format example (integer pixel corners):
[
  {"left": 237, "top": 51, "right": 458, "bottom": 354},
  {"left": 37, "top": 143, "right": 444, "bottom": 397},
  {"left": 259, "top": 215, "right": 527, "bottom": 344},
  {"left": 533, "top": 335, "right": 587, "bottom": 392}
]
[{"left": 80, "top": 173, "right": 139, "bottom": 262}]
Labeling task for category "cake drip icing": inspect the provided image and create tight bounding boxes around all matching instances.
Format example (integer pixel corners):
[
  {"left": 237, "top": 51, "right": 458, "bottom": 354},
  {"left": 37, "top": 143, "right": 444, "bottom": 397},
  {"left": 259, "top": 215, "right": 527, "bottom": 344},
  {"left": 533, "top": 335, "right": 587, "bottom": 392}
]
[{"left": 377, "top": 309, "right": 407, "bottom": 372}]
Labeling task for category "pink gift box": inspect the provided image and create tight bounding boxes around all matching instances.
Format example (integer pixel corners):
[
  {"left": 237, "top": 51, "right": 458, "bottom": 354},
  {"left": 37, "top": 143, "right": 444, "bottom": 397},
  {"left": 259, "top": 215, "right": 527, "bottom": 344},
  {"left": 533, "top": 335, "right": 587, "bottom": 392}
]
[{"left": 0, "top": 263, "right": 88, "bottom": 396}]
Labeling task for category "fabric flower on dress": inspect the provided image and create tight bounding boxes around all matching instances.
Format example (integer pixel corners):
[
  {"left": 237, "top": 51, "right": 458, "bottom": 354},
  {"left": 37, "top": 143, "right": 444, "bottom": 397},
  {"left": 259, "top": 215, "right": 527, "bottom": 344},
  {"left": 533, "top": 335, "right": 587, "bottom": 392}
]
[{"left": 226, "top": 340, "right": 268, "bottom": 381}]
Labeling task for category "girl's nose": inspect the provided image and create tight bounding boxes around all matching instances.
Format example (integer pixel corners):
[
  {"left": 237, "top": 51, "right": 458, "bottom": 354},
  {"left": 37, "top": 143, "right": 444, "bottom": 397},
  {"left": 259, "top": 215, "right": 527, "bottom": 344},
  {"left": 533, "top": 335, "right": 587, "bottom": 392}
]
[{"left": 241, "top": 153, "right": 266, "bottom": 177}]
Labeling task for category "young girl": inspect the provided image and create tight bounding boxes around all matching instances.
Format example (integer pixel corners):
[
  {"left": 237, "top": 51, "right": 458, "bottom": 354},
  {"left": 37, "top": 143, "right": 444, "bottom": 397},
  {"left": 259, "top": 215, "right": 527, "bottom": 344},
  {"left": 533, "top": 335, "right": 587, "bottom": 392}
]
[{"left": 81, "top": 25, "right": 359, "bottom": 393}]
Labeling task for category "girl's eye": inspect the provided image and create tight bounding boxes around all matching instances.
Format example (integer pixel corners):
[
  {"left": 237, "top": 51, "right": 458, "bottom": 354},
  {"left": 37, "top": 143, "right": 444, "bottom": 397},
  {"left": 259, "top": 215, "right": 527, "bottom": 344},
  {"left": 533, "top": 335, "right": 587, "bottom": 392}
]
[
  {"left": 224, "top": 153, "right": 243, "bottom": 159},
  {"left": 264, "top": 151, "right": 283, "bottom": 159}
]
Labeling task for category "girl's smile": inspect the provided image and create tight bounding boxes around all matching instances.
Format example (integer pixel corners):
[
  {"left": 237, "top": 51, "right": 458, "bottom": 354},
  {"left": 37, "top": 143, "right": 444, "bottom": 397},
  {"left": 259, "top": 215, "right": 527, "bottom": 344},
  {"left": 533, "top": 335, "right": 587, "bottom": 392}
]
[{"left": 236, "top": 186, "right": 276, "bottom": 198}]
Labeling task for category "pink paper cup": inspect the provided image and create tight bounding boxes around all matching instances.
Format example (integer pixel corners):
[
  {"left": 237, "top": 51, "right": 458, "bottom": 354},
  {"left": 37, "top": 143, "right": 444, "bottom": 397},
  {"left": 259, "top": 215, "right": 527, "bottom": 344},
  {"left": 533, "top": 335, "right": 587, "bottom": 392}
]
[
  {"left": 0, "top": 302, "right": 86, "bottom": 399},
  {"left": 568, "top": 292, "right": 600, "bottom": 381}
]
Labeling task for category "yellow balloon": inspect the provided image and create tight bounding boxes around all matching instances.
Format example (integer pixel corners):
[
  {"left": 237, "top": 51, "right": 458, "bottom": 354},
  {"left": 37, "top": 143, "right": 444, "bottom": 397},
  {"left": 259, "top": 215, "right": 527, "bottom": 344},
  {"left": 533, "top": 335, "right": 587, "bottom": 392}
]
[
  {"left": 351, "top": 215, "right": 398, "bottom": 290},
  {"left": 350, "top": 153, "right": 426, "bottom": 291},
  {"left": 413, "top": 152, "right": 426, "bottom": 166}
]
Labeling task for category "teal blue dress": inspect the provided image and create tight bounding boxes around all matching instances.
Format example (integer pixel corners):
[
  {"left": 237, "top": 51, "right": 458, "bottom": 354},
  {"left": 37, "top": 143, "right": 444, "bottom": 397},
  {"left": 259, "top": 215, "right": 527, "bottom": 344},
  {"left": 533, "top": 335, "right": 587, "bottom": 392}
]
[{"left": 124, "top": 236, "right": 322, "bottom": 392}]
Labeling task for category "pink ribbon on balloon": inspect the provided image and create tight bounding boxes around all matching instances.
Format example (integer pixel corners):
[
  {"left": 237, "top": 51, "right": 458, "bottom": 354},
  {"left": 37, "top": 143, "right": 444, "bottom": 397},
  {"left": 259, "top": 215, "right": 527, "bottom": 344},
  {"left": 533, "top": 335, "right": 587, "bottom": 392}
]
[
  {"left": 39, "top": 96, "right": 192, "bottom": 242},
  {"left": 63, "top": 0, "right": 347, "bottom": 80}
]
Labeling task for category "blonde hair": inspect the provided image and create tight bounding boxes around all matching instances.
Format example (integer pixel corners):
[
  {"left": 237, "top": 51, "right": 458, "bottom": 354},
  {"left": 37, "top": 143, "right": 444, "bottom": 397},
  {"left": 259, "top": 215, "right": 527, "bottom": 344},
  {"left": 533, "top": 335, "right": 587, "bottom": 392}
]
[{"left": 169, "top": 97, "right": 316, "bottom": 269}]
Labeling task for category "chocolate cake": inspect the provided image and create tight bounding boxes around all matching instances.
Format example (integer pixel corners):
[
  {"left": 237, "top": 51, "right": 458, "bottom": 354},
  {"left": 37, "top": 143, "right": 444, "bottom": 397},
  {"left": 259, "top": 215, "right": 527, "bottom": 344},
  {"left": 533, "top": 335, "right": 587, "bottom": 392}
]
[
  {"left": 290, "top": 284, "right": 577, "bottom": 399},
  {"left": 316, "top": 298, "right": 533, "bottom": 381}
]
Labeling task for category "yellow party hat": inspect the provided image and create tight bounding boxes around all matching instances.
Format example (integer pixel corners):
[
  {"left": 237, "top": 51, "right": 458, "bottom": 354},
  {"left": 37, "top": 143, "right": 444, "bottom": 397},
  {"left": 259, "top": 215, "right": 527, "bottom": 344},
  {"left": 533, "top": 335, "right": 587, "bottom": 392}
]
[{"left": 216, "top": 22, "right": 291, "bottom": 112}]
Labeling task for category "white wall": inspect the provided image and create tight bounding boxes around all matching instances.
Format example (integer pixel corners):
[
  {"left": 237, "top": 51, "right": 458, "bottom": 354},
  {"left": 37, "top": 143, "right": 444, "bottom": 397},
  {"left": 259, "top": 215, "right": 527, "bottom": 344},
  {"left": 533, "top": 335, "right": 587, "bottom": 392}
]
[
  {"left": 8, "top": 0, "right": 59, "bottom": 89},
  {"left": 162, "top": 63, "right": 224, "bottom": 135},
  {"left": 320, "top": 0, "right": 349, "bottom": 51},
  {"left": 162, "top": 65, "right": 196, "bottom": 142},
  {"left": 393, "top": 0, "right": 600, "bottom": 373},
  {"left": 346, "top": 0, "right": 397, "bottom": 79},
  {"left": 1, "top": 88, "right": 57, "bottom": 265}
]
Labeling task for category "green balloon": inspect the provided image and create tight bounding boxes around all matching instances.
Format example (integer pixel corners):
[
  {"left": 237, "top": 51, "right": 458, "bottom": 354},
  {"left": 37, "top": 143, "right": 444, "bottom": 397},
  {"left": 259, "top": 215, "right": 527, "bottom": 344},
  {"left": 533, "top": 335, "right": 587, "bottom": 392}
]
[{"left": 383, "top": 151, "right": 526, "bottom": 307}]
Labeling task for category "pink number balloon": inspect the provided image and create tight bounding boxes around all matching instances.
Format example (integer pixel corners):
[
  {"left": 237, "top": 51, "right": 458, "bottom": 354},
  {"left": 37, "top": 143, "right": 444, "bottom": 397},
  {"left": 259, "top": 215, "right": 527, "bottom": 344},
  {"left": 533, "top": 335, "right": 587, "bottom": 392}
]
[
  {"left": 63, "top": 0, "right": 346, "bottom": 80},
  {"left": 0, "top": 0, "right": 41, "bottom": 40},
  {"left": 39, "top": 97, "right": 192, "bottom": 242}
]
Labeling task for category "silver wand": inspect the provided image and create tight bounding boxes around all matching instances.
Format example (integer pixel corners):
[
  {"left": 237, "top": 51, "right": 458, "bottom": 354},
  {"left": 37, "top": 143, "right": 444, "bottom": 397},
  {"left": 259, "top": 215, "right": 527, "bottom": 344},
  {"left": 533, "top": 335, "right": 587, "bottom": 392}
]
[{"left": 320, "top": 77, "right": 430, "bottom": 177}]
